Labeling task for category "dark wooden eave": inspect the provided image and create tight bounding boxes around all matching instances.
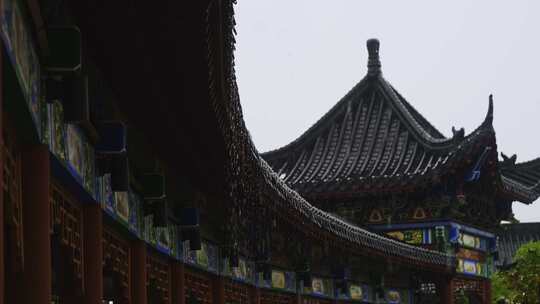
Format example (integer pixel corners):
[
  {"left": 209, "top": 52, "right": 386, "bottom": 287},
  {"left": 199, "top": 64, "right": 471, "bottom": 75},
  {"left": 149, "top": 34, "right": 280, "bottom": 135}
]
[
  {"left": 67, "top": 0, "right": 457, "bottom": 270},
  {"left": 500, "top": 155, "right": 540, "bottom": 204},
  {"left": 68, "top": 0, "right": 228, "bottom": 197}
]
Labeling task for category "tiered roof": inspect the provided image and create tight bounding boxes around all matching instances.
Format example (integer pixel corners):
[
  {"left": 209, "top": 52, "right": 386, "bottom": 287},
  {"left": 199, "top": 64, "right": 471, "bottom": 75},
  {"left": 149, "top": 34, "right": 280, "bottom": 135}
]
[
  {"left": 497, "top": 222, "right": 540, "bottom": 267},
  {"left": 262, "top": 39, "right": 540, "bottom": 204}
]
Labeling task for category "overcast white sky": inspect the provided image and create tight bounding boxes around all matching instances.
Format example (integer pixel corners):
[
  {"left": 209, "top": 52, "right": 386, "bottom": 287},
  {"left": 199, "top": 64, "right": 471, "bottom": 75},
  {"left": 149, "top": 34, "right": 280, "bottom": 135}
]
[{"left": 234, "top": 0, "right": 540, "bottom": 222}]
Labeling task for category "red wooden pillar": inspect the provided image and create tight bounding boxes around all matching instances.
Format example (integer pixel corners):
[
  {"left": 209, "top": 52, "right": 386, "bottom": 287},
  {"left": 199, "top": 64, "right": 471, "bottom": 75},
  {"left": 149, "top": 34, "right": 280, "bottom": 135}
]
[
  {"left": 484, "top": 279, "right": 492, "bottom": 304},
  {"left": 0, "top": 44, "right": 4, "bottom": 304},
  {"left": 132, "top": 241, "right": 148, "bottom": 304},
  {"left": 171, "top": 262, "right": 185, "bottom": 304},
  {"left": 84, "top": 204, "right": 103, "bottom": 304},
  {"left": 439, "top": 276, "right": 454, "bottom": 304},
  {"left": 250, "top": 285, "right": 260, "bottom": 304},
  {"left": 212, "top": 275, "right": 225, "bottom": 304},
  {"left": 21, "top": 145, "right": 51, "bottom": 304}
]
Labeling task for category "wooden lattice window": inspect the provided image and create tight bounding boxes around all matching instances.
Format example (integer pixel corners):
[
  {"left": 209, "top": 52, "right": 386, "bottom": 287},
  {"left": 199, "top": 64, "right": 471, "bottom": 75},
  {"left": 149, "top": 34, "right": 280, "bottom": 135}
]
[
  {"left": 3, "top": 119, "right": 24, "bottom": 272},
  {"left": 185, "top": 270, "right": 213, "bottom": 304},
  {"left": 260, "top": 290, "right": 296, "bottom": 304},
  {"left": 50, "top": 183, "right": 84, "bottom": 288},
  {"left": 147, "top": 253, "right": 171, "bottom": 304},
  {"left": 419, "top": 282, "right": 438, "bottom": 295},
  {"left": 453, "top": 278, "right": 485, "bottom": 301},
  {"left": 224, "top": 280, "right": 251, "bottom": 304},
  {"left": 103, "top": 228, "right": 131, "bottom": 302},
  {"left": 301, "top": 297, "right": 333, "bottom": 304}
]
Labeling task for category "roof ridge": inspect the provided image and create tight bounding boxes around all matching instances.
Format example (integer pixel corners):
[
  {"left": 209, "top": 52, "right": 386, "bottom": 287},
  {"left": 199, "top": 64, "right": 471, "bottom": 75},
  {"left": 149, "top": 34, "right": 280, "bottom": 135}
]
[
  {"left": 262, "top": 78, "right": 370, "bottom": 156},
  {"left": 387, "top": 84, "right": 446, "bottom": 139},
  {"left": 508, "top": 156, "right": 540, "bottom": 168}
]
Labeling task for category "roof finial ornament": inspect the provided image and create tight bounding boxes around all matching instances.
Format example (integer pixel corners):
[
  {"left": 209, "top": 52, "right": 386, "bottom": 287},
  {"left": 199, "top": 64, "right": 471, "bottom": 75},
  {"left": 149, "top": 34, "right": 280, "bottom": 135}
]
[
  {"left": 501, "top": 152, "right": 517, "bottom": 166},
  {"left": 367, "top": 38, "right": 381, "bottom": 77},
  {"left": 483, "top": 94, "right": 494, "bottom": 126}
]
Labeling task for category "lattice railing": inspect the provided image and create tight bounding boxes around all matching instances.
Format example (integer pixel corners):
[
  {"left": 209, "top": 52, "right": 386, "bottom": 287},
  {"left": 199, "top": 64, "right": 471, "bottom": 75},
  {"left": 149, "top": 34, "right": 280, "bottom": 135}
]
[
  {"left": 260, "top": 290, "right": 296, "bottom": 304},
  {"left": 185, "top": 271, "right": 213, "bottom": 304},
  {"left": 50, "top": 183, "right": 84, "bottom": 288},
  {"left": 224, "top": 280, "right": 251, "bottom": 304},
  {"left": 103, "top": 228, "right": 131, "bottom": 302},
  {"left": 301, "top": 297, "right": 333, "bottom": 304},
  {"left": 147, "top": 253, "right": 171, "bottom": 303},
  {"left": 3, "top": 122, "right": 24, "bottom": 272}
]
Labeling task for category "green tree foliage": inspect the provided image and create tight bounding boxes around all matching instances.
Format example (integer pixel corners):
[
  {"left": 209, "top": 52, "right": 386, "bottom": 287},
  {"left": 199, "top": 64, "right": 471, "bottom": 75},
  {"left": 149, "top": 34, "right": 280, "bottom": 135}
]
[{"left": 492, "top": 241, "right": 540, "bottom": 303}]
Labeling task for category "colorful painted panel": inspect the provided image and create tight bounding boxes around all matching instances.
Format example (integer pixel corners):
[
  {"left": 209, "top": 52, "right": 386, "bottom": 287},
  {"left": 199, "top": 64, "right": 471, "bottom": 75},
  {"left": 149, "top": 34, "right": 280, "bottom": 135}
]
[
  {"left": 386, "top": 229, "right": 431, "bottom": 245},
  {"left": 349, "top": 284, "right": 364, "bottom": 300},
  {"left": 457, "top": 248, "right": 485, "bottom": 262},
  {"left": 143, "top": 215, "right": 158, "bottom": 245},
  {"left": 258, "top": 270, "right": 295, "bottom": 292},
  {"left": 47, "top": 101, "right": 67, "bottom": 162},
  {"left": 257, "top": 272, "right": 271, "bottom": 289},
  {"left": 337, "top": 283, "right": 371, "bottom": 302},
  {"left": 168, "top": 224, "right": 180, "bottom": 259},
  {"left": 46, "top": 105, "right": 97, "bottom": 197},
  {"left": 457, "top": 258, "right": 489, "bottom": 277},
  {"left": 206, "top": 243, "right": 219, "bottom": 272},
  {"left": 101, "top": 173, "right": 115, "bottom": 214},
  {"left": 0, "top": 0, "right": 41, "bottom": 133},
  {"left": 141, "top": 214, "right": 178, "bottom": 255},
  {"left": 384, "top": 289, "right": 412, "bottom": 304},
  {"left": 195, "top": 243, "right": 209, "bottom": 267},
  {"left": 183, "top": 241, "right": 219, "bottom": 273},
  {"left": 84, "top": 143, "right": 95, "bottom": 194},
  {"left": 311, "top": 278, "right": 325, "bottom": 295},
  {"left": 155, "top": 226, "right": 171, "bottom": 252},
  {"left": 458, "top": 233, "right": 487, "bottom": 251},
  {"left": 63, "top": 123, "right": 96, "bottom": 194},
  {"left": 284, "top": 271, "right": 296, "bottom": 291},
  {"left": 271, "top": 270, "right": 285, "bottom": 289},
  {"left": 221, "top": 257, "right": 255, "bottom": 284},
  {"left": 232, "top": 259, "right": 252, "bottom": 282},
  {"left": 386, "top": 289, "right": 401, "bottom": 303},
  {"left": 128, "top": 190, "right": 143, "bottom": 235},
  {"left": 305, "top": 277, "right": 333, "bottom": 298},
  {"left": 114, "top": 191, "right": 129, "bottom": 223},
  {"left": 66, "top": 124, "right": 84, "bottom": 180},
  {"left": 183, "top": 241, "right": 197, "bottom": 265}
]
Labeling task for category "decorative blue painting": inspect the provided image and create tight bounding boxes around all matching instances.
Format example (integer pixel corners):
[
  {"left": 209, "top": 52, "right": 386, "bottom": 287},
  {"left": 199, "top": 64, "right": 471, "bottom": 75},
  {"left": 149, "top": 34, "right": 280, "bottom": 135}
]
[
  {"left": 0, "top": 0, "right": 41, "bottom": 136},
  {"left": 102, "top": 173, "right": 116, "bottom": 215},
  {"left": 128, "top": 190, "right": 142, "bottom": 235},
  {"left": 284, "top": 271, "right": 296, "bottom": 292}
]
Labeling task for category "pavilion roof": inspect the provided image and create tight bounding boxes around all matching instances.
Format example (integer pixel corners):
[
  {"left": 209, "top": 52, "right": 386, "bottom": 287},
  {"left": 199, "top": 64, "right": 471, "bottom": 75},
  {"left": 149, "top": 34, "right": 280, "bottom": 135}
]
[{"left": 262, "top": 40, "right": 540, "bottom": 204}]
